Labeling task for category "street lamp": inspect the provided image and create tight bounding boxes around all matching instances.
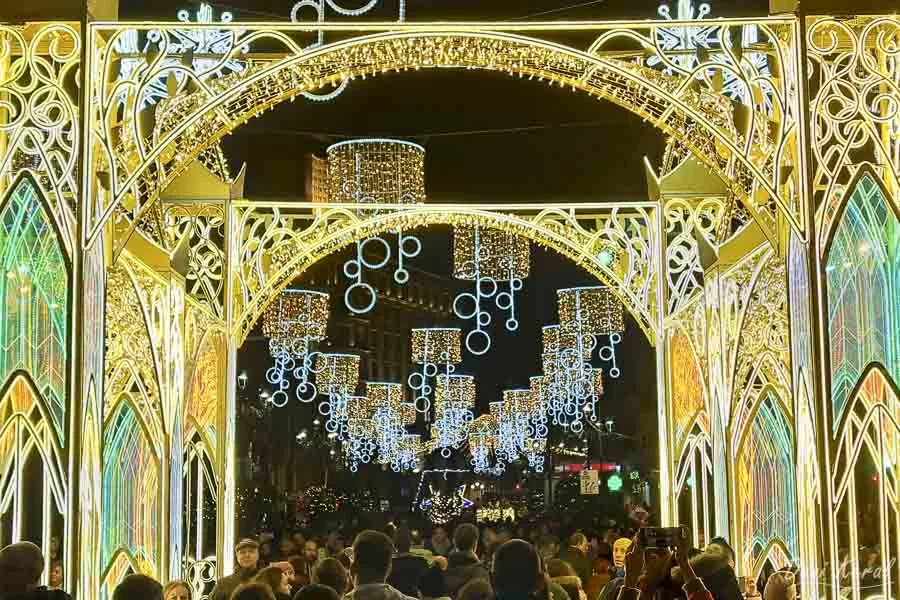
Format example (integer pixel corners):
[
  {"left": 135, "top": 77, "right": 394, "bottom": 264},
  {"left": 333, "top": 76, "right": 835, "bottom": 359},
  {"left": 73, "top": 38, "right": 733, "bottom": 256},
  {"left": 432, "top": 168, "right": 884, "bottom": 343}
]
[{"left": 238, "top": 371, "right": 248, "bottom": 389}]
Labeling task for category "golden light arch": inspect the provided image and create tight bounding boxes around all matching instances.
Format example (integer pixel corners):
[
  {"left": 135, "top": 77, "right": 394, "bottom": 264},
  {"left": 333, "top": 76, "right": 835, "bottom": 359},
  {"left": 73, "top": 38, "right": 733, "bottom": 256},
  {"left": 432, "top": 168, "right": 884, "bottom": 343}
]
[
  {"left": 231, "top": 204, "right": 660, "bottom": 345},
  {"left": 96, "top": 24, "right": 799, "bottom": 253}
]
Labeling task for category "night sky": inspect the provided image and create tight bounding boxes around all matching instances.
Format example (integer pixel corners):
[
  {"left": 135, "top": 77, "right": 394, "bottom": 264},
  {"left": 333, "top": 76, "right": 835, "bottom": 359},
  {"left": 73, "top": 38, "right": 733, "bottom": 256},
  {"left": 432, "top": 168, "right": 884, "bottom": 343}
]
[{"left": 118, "top": 0, "right": 769, "bottom": 473}]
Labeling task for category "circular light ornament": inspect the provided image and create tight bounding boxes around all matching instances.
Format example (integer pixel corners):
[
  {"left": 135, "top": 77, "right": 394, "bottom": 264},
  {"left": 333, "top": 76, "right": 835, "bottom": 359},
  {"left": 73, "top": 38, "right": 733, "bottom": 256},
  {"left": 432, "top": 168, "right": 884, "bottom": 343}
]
[{"left": 607, "top": 473, "right": 624, "bottom": 492}]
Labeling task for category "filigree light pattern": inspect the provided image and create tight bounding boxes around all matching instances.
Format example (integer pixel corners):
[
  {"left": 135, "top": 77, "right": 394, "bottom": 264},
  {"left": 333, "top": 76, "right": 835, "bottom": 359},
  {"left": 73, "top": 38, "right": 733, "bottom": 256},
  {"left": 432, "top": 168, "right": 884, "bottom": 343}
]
[
  {"left": 809, "top": 17, "right": 900, "bottom": 251},
  {"left": 102, "top": 398, "right": 161, "bottom": 581},
  {"left": 734, "top": 392, "right": 797, "bottom": 578},
  {"left": 91, "top": 22, "right": 798, "bottom": 254},
  {"left": 186, "top": 333, "right": 222, "bottom": 453},
  {"left": 0, "top": 175, "right": 69, "bottom": 445},
  {"left": 825, "top": 171, "right": 899, "bottom": 432},
  {"left": 0, "top": 25, "right": 79, "bottom": 255},
  {"left": 232, "top": 203, "right": 659, "bottom": 347}
]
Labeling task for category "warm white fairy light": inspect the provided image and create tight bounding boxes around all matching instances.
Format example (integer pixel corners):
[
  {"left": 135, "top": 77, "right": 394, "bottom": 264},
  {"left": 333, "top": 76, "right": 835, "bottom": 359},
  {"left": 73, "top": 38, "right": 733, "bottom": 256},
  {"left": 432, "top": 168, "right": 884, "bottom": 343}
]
[{"left": 408, "top": 328, "right": 463, "bottom": 414}]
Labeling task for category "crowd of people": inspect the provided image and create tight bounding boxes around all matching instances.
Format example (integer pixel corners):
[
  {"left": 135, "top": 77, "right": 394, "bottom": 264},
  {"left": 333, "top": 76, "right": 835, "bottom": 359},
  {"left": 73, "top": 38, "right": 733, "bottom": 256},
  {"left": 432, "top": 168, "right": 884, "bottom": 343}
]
[{"left": 0, "top": 517, "right": 802, "bottom": 600}]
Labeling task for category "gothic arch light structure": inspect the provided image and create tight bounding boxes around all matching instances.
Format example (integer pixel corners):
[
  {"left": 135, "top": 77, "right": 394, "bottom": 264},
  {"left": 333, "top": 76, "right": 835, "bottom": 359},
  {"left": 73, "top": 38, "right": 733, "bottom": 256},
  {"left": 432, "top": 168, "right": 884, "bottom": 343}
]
[
  {"left": 87, "top": 20, "right": 805, "bottom": 255},
  {"left": 230, "top": 202, "right": 662, "bottom": 345}
]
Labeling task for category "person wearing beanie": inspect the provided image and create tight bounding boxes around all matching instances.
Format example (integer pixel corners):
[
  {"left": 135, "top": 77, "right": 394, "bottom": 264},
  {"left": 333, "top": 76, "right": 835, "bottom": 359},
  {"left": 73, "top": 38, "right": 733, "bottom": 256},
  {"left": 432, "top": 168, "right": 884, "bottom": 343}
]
[{"left": 210, "top": 538, "right": 261, "bottom": 600}]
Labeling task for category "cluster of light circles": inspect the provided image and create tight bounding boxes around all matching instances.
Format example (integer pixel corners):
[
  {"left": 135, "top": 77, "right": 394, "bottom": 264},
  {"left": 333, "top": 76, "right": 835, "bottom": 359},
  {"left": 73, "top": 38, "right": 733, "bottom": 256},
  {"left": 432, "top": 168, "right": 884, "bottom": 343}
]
[
  {"left": 332, "top": 140, "right": 425, "bottom": 315},
  {"left": 431, "top": 375, "right": 476, "bottom": 457},
  {"left": 453, "top": 226, "right": 531, "bottom": 356},
  {"left": 263, "top": 289, "right": 330, "bottom": 406}
]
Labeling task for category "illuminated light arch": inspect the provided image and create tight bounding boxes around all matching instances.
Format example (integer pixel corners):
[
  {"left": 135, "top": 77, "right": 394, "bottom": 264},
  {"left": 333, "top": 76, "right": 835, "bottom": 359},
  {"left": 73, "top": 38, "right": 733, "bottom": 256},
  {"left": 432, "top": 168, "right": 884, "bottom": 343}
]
[
  {"left": 0, "top": 374, "right": 68, "bottom": 547},
  {"left": 102, "top": 28, "right": 790, "bottom": 252},
  {"left": 0, "top": 171, "right": 70, "bottom": 446},
  {"left": 732, "top": 386, "right": 798, "bottom": 577},
  {"left": 78, "top": 382, "right": 102, "bottom": 597},
  {"left": 823, "top": 165, "right": 900, "bottom": 433},
  {"left": 101, "top": 395, "right": 162, "bottom": 582},
  {"left": 100, "top": 547, "right": 153, "bottom": 595},
  {"left": 674, "top": 422, "right": 714, "bottom": 548},
  {"left": 184, "top": 330, "right": 224, "bottom": 456},
  {"left": 233, "top": 206, "right": 659, "bottom": 346},
  {"left": 670, "top": 327, "right": 709, "bottom": 455}
]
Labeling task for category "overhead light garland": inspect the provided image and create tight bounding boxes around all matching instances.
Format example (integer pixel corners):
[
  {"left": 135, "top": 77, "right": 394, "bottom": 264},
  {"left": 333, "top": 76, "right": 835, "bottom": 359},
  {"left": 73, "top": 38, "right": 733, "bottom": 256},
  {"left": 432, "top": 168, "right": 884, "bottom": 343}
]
[
  {"left": 453, "top": 226, "right": 530, "bottom": 356},
  {"left": 408, "top": 328, "right": 462, "bottom": 414},
  {"left": 263, "top": 289, "right": 330, "bottom": 406},
  {"left": 330, "top": 140, "right": 425, "bottom": 315}
]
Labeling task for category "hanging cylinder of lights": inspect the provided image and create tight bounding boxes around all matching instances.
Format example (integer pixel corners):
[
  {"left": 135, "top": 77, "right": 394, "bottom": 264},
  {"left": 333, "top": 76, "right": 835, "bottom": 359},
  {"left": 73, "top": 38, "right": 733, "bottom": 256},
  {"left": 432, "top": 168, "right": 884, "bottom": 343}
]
[
  {"left": 432, "top": 374, "right": 476, "bottom": 457},
  {"left": 314, "top": 353, "right": 360, "bottom": 440},
  {"left": 346, "top": 418, "right": 378, "bottom": 472},
  {"left": 452, "top": 226, "right": 530, "bottom": 356},
  {"left": 331, "top": 139, "right": 425, "bottom": 315},
  {"left": 468, "top": 414, "right": 499, "bottom": 475},
  {"left": 408, "top": 327, "right": 462, "bottom": 414},
  {"left": 557, "top": 286, "right": 625, "bottom": 377},
  {"left": 541, "top": 324, "right": 593, "bottom": 432},
  {"left": 365, "top": 381, "right": 419, "bottom": 471},
  {"left": 262, "top": 289, "right": 330, "bottom": 407}
]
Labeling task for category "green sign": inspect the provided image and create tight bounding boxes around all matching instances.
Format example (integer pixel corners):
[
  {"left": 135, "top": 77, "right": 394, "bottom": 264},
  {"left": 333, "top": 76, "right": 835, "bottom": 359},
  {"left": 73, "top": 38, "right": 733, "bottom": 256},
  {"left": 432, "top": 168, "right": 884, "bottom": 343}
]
[{"left": 607, "top": 473, "right": 623, "bottom": 492}]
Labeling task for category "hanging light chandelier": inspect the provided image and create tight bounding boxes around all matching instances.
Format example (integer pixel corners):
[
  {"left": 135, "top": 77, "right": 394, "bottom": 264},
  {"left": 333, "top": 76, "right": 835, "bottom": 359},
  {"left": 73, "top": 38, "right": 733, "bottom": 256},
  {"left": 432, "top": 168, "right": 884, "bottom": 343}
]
[
  {"left": 408, "top": 327, "right": 462, "bottom": 413},
  {"left": 431, "top": 374, "right": 476, "bottom": 457},
  {"left": 262, "top": 289, "right": 330, "bottom": 406},
  {"left": 452, "top": 226, "right": 530, "bottom": 355},
  {"left": 366, "top": 381, "right": 419, "bottom": 472},
  {"left": 557, "top": 286, "right": 625, "bottom": 377},
  {"left": 330, "top": 139, "right": 425, "bottom": 315},
  {"left": 468, "top": 414, "right": 500, "bottom": 476},
  {"left": 315, "top": 353, "right": 361, "bottom": 440}
]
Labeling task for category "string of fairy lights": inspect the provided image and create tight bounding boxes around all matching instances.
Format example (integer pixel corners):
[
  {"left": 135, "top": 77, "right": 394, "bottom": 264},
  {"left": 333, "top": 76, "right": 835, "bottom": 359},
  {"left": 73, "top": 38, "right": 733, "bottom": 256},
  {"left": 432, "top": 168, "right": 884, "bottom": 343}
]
[{"left": 257, "top": 138, "right": 627, "bottom": 479}]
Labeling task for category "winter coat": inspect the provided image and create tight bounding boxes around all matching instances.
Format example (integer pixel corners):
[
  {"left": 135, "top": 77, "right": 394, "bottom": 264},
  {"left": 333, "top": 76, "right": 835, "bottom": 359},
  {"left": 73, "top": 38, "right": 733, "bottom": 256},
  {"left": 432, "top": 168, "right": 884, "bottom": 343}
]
[
  {"left": 209, "top": 567, "right": 258, "bottom": 600},
  {"left": 443, "top": 551, "right": 490, "bottom": 598},
  {"left": 346, "top": 583, "right": 419, "bottom": 600},
  {"left": 388, "top": 553, "right": 431, "bottom": 597}
]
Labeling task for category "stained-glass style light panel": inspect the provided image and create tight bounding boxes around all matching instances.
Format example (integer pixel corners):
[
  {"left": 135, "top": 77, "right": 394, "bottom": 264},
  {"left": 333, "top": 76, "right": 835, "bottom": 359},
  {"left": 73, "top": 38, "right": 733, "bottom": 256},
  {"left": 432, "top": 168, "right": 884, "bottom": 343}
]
[
  {"left": 102, "top": 398, "right": 160, "bottom": 577},
  {"left": 670, "top": 331, "right": 707, "bottom": 448},
  {"left": 735, "top": 392, "right": 797, "bottom": 577},
  {"left": 0, "top": 175, "right": 68, "bottom": 445},
  {"left": 825, "top": 172, "right": 899, "bottom": 432}
]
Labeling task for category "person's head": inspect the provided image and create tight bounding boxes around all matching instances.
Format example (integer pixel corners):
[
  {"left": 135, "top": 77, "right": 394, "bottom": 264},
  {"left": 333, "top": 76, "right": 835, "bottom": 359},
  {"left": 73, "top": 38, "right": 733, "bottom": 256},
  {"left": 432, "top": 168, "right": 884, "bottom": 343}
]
[
  {"left": 164, "top": 580, "right": 192, "bottom": 600},
  {"left": 256, "top": 565, "right": 292, "bottom": 595},
  {"left": 420, "top": 565, "right": 447, "bottom": 600},
  {"left": 231, "top": 582, "right": 276, "bottom": 600},
  {"left": 236, "top": 539, "right": 261, "bottom": 570},
  {"left": 492, "top": 540, "right": 544, "bottom": 600},
  {"left": 432, "top": 526, "right": 449, "bottom": 546},
  {"left": 314, "top": 557, "right": 350, "bottom": 596},
  {"left": 545, "top": 560, "right": 584, "bottom": 600},
  {"left": 272, "top": 561, "right": 295, "bottom": 585},
  {"left": 568, "top": 533, "right": 588, "bottom": 554},
  {"left": 0, "top": 542, "right": 45, "bottom": 594},
  {"left": 612, "top": 538, "right": 632, "bottom": 569},
  {"left": 458, "top": 578, "right": 495, "bottom": 600},
  {"left": 49, "top": 561, "right": 64, "bottom": 588},
  {"left": 395, "top": 525, "right": 412, "bottom": 553},
  {"left": 410, "top": 529, "right": 423, "bottom": 548},
  {"left": 351, "top": 530, "right": 395, "bottom": 585},
  {"left": 292, "top": 532, "right": 306, "bottom": 547},
  {"left": 495, "top": 528, "right": 512, "bottom": 546},
  {"left": 325, "top": 533, "right": 346, "bottom": 556},
  {"left": 454, "top": 523, "right": 480, "bottom": 554},
  {"left": 113, "top": 573, "right": 164, "bottom": 600},
  {"left": 293, "top": 583, "right": 340, "bottom": 600},
  {"left": 481, "top": 528, "right": 497, "bottom": 549},
  {"left": 708, "top": 537, "right": 736, "bottom": 568},
  {"left": 763, "top": 572, "right": 796, "bottom": 600},
  {"left": 304, "top": 540, "right": 320, "bottom": 563}
]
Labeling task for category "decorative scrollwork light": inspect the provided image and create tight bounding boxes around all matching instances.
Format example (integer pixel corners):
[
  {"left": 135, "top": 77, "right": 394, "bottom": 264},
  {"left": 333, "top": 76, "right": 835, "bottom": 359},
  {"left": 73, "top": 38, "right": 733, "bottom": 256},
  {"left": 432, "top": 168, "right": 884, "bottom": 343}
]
[
  {"left": 453, "top": 226, "right": 531, "bottom": 356},
  {"left": 330, "top": 140, "right": 425, "bottom": 315},
  {"left": 262, "top": 289, "right": 330, "bottom": 407},
  {"left": 408, "top": 328, "right": 462, "bottom": 413}
]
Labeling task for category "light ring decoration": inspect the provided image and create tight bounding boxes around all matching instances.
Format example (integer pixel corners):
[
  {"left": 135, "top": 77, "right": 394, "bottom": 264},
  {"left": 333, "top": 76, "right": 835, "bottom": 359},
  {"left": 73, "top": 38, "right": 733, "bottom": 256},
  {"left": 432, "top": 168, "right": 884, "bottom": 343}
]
[
  {"left": 332, "top": 140, "right": 426, "bottom": 314},
  {"left": 262, "top": 289, "right": 330, "bottom": 406},
  {"left": 408, "top": 328, "right": 462, "bottom": 414},
  {"left": 453, "top": 226, "right": 531, "bottom": 356},
  {"left": 432, "top": 374, "right": 476, "bottom": 456},
  {"left": 540, "top": 325, "right": 605, "bottom": 432},
  {"left": 314, "top": 353, "right": 361, "bottom": 440}
]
